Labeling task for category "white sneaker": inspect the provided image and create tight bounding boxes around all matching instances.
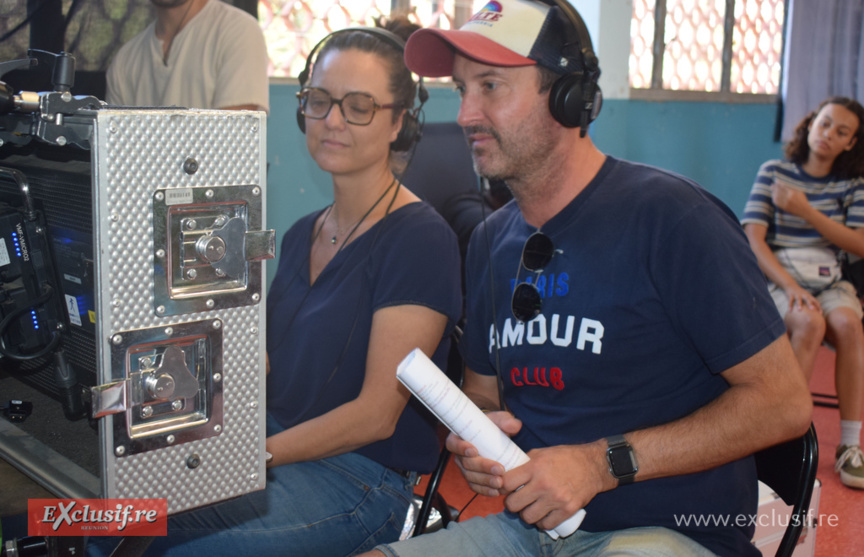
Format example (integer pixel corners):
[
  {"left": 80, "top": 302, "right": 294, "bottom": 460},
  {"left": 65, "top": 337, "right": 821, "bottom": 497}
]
[{"left": 835, "top": 445, "right": 864, "bottom": 489}]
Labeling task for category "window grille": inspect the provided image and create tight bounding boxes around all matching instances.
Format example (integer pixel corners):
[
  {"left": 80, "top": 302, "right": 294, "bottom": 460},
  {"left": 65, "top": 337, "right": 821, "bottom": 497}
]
[
  {"left": 260, "top": 0, "right": 483, "bottom": 78},
  {"left": 630, "top": 0, "right": 785, "bottom": 96}
]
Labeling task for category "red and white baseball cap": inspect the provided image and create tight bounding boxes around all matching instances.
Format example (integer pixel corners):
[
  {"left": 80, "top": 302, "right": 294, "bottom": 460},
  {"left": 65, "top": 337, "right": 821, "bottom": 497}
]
[{"left": 404, "top": 0, "right": 578, "bottom": 77}]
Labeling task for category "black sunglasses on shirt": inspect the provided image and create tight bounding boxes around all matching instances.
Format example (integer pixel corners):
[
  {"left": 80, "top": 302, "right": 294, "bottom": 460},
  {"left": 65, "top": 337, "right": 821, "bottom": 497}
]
[{"left": 511, "top": 232, "right": 556, "bottom": 322}]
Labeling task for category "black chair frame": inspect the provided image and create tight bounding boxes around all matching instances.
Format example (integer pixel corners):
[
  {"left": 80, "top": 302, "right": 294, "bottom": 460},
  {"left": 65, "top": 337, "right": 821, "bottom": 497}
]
[{"left": 753, "top": 424, "right": 819, "bottom": 557}]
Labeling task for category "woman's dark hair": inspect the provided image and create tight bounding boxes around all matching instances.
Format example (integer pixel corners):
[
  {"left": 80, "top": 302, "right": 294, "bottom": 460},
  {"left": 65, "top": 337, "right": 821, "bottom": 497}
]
[
  {"left": 784, "top": 96, "right": 864, "bottom": 179},
  {"left": 312, "top": 16, "right": 420, "bottom": 128}
]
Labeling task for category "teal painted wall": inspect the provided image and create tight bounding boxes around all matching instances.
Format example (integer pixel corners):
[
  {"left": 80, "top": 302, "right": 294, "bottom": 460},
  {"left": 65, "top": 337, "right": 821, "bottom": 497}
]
[{"left": 265, "top": 83, "right": 784, "bottom": 283}]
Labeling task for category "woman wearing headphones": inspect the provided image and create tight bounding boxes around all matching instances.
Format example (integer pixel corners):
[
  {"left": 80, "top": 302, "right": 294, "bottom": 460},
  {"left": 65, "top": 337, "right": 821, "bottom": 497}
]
[
  {"left": 129, "top": 17, "right": 462, "bottom": 557},
  {"left": 743, "top": 96, "right": 864, "bottom": 490}
]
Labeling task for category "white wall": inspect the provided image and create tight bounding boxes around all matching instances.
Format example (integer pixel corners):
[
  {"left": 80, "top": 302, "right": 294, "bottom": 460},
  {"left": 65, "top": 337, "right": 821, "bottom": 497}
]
[{"left": 570, "top": 0, "right": 632, "bottom": 100}]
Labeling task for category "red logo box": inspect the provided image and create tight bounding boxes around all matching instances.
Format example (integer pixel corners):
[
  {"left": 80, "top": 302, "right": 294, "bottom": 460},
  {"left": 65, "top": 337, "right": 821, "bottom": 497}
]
[{"left": 28, "top": 499, "right": 168, "bottom": 536}]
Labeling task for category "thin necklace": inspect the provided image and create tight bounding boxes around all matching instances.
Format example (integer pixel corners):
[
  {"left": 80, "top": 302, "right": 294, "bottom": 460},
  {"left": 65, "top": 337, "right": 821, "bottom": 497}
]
[
  {"left": 320, "top": 177, "right": 398, "bottom": 252},
  {"left": 162, "top": 0, "right": 196, "bottom": 65}
]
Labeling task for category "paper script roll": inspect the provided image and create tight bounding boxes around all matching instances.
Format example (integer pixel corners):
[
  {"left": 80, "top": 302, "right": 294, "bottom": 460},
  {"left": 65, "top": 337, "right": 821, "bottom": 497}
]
[{"left": 396, "top": 348, "right": 586, "bottom": 539}]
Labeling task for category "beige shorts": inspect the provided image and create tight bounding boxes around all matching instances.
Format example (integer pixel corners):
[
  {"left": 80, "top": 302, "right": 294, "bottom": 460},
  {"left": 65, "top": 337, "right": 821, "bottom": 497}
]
[{"left": 769, "top": 280, "right": 864, "bottom": 319}]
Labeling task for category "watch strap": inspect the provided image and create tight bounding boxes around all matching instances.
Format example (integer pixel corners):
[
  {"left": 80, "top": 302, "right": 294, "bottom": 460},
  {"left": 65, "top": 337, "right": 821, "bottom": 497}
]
[{"left": 606, "top": 434, "right": 638, "bottom": 485}]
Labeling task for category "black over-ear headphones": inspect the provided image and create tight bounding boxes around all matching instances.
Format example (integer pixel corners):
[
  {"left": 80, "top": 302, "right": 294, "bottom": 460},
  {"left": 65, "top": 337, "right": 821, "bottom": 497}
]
[
  {"left": 296, "top": 27, "right": 428, "bottom": 152},
  {"left": 539, "top": 0, "right": 603, "bottom": 137}
]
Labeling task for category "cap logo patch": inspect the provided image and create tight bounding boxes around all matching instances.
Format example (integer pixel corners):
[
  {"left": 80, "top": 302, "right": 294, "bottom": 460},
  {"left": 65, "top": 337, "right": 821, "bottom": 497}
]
[{"left": 469, "top": 1, "right": 504, "bottom": 23}]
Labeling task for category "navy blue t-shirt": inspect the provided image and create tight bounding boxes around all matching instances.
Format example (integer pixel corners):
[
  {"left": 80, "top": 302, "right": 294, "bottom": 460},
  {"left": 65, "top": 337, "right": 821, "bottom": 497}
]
[
  {"left": 461, "top": 157, "right": 785, "bottom": 556},
  {"left": 267, "top": 201, "right": 462, "bottom": 473}
]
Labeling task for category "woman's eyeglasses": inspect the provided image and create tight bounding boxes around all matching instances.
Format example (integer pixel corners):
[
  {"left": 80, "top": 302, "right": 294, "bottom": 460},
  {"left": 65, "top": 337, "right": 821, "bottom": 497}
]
[
  {"left": 511, "top": 232, "right": 556, "bottom": 322},
  {"left": 297, "top": 87, "right": 400, "bottom": 126}
]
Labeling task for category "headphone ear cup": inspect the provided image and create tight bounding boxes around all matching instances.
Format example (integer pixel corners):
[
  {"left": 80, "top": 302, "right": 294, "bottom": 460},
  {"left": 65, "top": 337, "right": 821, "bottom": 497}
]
[
  {"left": 391, "top": 111, "right": 419, "bottom": 152},
  {"left": 296, "top": 106, "right": 306, "bottom": 134},
  {"left": 590, "top": 84, "right": 603, "bottom": 122},
  {"left": 548, "top": 73, "right": 584, "bottom": 128}
]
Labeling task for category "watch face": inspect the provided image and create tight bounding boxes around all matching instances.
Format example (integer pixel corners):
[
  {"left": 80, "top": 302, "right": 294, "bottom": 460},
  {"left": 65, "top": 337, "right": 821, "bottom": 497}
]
[{"left": 608, "top": 445, "right": 637, "bottom": 477}]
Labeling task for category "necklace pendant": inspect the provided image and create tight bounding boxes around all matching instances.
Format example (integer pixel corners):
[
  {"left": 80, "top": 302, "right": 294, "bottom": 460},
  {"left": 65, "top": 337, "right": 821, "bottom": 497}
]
[{"left": 330, "top": 236, "right": 337, "bottom": 244}]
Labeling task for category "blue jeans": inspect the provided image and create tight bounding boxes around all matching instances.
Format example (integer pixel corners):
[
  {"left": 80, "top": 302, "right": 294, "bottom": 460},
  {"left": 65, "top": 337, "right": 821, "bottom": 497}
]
[
  {"left": 376, "top": 511, "right": 716, "bottom": 557},
  {"left": 88, "top": 415, "right": 416, "bottom": 556}
]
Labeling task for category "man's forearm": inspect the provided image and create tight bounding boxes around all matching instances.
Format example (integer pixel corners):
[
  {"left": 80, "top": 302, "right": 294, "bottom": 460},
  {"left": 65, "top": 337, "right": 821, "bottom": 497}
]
[{"left": 624, "top": 336, "right": 812, "bottom": 483}]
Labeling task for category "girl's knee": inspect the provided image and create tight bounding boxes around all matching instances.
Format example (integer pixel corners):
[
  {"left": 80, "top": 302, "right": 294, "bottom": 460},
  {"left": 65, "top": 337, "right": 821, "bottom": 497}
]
[
  {"left": 786, "top": 309, "right": 826, "bottom": 339},
  {"left": 827, "top": 309, "right": 864, "bottom": 341}
]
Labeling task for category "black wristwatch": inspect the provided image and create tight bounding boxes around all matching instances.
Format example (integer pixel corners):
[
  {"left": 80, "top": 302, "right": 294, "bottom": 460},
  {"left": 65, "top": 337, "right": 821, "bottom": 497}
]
[{"left": 606, "top": 435, "right": 638, "bottom": 485}]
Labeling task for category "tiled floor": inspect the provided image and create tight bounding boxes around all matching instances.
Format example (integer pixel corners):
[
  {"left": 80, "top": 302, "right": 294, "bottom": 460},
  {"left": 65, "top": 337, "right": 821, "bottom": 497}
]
[{"left": 806, "top": 347, "right": 864, "bottom": 556}]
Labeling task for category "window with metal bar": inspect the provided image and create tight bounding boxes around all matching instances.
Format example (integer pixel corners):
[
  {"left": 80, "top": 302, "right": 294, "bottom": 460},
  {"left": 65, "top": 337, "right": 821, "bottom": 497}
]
[
  {"left": 261, "top": 0, "right": 483, "bottom": 78},
  {"left": 630, "top": 0, "right": 785, "bottom": 99}
]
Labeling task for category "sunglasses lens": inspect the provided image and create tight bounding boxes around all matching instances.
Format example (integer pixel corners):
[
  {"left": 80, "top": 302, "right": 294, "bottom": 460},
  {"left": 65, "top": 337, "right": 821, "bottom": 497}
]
[
  {"left": 511, "top": 282, "right": 542, "bottom": 322},
  {"left": 522, "top": 233, "right": 555, "bottom": 271}
]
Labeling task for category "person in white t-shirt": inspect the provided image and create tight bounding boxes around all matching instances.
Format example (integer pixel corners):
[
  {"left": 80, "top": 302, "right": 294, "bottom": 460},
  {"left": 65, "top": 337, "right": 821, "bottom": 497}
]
[{"left": 106, "top": 0, "right": 269, "bottom": 112}]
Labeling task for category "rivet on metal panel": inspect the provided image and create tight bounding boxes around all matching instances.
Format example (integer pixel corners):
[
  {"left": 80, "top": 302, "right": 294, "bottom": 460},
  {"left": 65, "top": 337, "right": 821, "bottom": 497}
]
[
  {"left": 214, "top": 424, "right": 222, "bottom": 433},
  {"left": 213, "top": 373, "right": 222, "bottom": 383},
  {"left": 156, "top": 249, "right": 166, "bottom": 258},
  {"left": 113, "top": 299, "right": 121, "bottom": 307},
  {"left": 156, "top": 306, "right": 166, "bottom": 315},
  {"left": 186, "top": 269, "right": 198, "bottom": 280},
  {"left": 212, "top": 320, "right": 222, "bottom": 329},
  {"left": 165, "top": 327, "right": 173, "bottom": 336},
  {"left": 155, "top": 192, "right": 164, "bottom": 202},
  {"left": 250, "top": 473, "right": 259, "bottom": 481},
  {"left": 205, "top": 299, "right": 215, "bottom": 309},
  {"left": 166, "top": 435, "right": 176, "bottom": 444},
  {"left": 252, "top": 293, "right": 260, "bottom": 303},
  {"left": 56, "top": 136, "right": 67, "bottom": 146},
  {"left": 111, "top": 334, "right": 123, "bottom": 345},
  {"left": 250, "top": 401, "right": 258, "bottom": 409},
  {"left": 205, "top": 189, "right": 214, "bottom": 198},
  {"left": 110, "top": 213, "right": 119, "bottom": 222},
  {"left": 186, "top": 454, "right": 201, "bottom": 469},
  {"left": 115, "top": 446, "right": 126, "bottom": 456},
  {"left": 172, "top": 400, "right": 183, "bottom": 411},
  {"left": 252, "top": 187, "right": 261, "bottom": 196},
  {"left": 141, "top": 406, "right": 153, "bottom": 418},
  {"left": 109, "top": 120, "right": 118, "bottom": 134},
  {"left": 250, "top": 327, "right": 258, "bottom": 335},
  {"left": 183, "top": 158, "right": 199, "bottom": 175}
]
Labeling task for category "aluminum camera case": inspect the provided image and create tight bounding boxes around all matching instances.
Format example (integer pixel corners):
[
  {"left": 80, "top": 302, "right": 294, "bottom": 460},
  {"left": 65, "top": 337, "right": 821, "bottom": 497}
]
[{"left": 0, "top": 107, "right": 271, "bottom": 514}]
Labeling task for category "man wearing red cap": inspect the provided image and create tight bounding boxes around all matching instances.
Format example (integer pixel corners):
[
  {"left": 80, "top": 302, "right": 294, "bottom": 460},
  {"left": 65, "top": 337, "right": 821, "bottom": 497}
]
[{"left": 365, "top": 1, "right": 812, "bottom": 555}]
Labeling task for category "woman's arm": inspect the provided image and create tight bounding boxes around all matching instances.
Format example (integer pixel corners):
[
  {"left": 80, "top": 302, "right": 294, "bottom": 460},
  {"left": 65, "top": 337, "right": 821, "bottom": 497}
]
[
  {"left": 265, "top": 304, "right": 449, "bottom": 467},
  {"left": 743, "top": 222, "right": 820, "bottom": 311},
  {"left": 772, "top": 182, "right": 864, "bottom": 257}
]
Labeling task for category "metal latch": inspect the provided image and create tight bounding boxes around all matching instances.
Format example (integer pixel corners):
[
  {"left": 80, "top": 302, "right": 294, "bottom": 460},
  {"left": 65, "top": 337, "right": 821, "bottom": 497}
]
[{"left": 91, "top": 320, "right": 224, "bottom": 456}]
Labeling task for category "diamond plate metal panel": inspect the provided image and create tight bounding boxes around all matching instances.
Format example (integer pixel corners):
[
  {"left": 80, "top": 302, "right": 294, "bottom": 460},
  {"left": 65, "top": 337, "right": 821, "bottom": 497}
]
[{"left": 93, "top": 109, "right": 267, "bottom": 514}]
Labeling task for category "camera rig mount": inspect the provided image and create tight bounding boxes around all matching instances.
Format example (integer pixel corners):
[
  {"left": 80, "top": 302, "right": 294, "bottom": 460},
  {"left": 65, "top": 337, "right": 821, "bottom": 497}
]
[{"left": 0, "top": 50, "right": 104, "bottom": 150}]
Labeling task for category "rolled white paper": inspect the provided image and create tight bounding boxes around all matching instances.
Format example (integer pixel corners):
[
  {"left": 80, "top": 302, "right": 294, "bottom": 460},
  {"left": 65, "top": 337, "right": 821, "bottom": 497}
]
[{"left": 397, "top": 348, "right": 586, "bottom": 539}]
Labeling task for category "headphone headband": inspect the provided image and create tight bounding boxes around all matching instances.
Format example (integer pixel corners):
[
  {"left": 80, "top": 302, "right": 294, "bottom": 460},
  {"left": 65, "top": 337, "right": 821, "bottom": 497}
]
[{"left": 298, "top": 27, "right": 407, "bottom": 87}]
